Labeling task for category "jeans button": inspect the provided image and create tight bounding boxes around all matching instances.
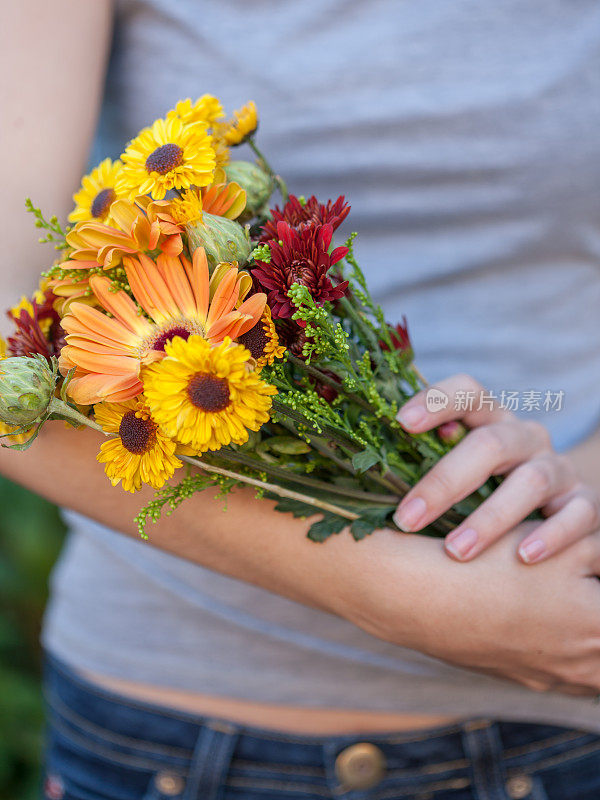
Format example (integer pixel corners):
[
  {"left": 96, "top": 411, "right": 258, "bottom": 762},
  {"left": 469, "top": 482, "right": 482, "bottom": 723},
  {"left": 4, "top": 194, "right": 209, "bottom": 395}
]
[
  {"left": 335, "top": 742, "right": 386, "bottom": 790},
  {"left": 154, "top": 772, "right": 185, "bottom": 796},
  {"left": 505, "top": 775, "right": 533, "bottom": 798}
]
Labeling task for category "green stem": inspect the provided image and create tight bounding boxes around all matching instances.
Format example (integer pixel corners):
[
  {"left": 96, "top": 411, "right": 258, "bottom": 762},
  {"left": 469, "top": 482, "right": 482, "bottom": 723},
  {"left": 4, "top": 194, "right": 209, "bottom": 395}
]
[
  {"left": 248, "top": 139, "right": 289, "bottom": 203},
  {"left": 180, "top": 455, "right": 359, "bottom": 521},
  {"left": 212, "top": 448, "right": 399, "bottom": 505},
  {"left": 271, "top": 398, "right": 362, "bottom": 451},
  {"left": 286, "top": 354, "right": 377, "bottom": 418},
  {"left": 339, "top": 295, "right": 382, "bottom": 351},
  {"left": 48, "top": 397, "right": 106, "bottom": 434}
]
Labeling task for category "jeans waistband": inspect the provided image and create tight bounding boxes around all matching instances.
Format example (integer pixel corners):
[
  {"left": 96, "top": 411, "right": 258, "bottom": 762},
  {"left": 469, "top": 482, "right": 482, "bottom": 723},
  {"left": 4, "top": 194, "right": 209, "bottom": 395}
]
[{"left": 44, "top": 654, "right": 600, "bottom": 800}]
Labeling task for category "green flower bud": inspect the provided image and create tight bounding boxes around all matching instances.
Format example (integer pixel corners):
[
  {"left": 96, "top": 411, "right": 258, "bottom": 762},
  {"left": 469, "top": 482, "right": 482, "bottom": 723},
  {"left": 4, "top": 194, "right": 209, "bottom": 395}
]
[
  {"left": 0, "top": 355, "right": 57, "bottom": 427},
  {"left": 186, "top": 212, "right": 252, "bottom": 271},
  {"left": 223, "top": 160, "right": 274, "bottom": 221}
]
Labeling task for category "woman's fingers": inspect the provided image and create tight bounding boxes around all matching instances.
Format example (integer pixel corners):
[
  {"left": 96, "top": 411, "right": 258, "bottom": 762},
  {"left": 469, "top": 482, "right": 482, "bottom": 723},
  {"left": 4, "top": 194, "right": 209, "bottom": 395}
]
[
  {"left": 395, "top": 373, "right": 600, "bottom": 565},
  {"left": 517, "top": 488, "right": 600, "bottom": 564},
  {"left": 393, "top": 421, "right": 552, "bottom": 533},
  {"left": 442, "top": 454, "right": 578, "bottom": 560},
  {"left": 397, "top": 373, "right": 514, "bottom": 431}
]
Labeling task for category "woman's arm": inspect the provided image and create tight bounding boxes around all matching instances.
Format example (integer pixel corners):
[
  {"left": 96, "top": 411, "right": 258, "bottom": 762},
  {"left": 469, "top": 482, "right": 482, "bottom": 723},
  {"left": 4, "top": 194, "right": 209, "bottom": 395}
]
[
  {"left": 3, "top": 421, "right": 600, "bottom": 697},
  {"left": 0, "top": 0, "right": 113, "bottom": 335}
]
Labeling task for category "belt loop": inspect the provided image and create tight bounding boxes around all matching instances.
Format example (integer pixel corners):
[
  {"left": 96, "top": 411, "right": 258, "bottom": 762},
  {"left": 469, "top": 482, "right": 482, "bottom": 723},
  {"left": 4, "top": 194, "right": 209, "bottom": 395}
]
[
  {"left": 462, "top": 720, "right": 509, "bottom": 800},
  {"left": 183, "top": 721, "right": 239, "bottom": 800}
]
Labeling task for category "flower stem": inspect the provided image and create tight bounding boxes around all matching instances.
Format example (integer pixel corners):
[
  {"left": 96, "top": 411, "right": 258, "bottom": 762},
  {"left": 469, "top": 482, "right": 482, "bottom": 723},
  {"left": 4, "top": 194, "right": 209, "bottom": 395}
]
[
  {"left": 180, "top": 455, "right": 360, "bottom": 521},
  {"left": 48, "top": 397, "right": 106, "bottom": 434},
  {"left": 212, "top": 448, "right": 399, "bottom": 505},
  {"left": 248, "top": 139, "right": 289, "bottom": 203}
]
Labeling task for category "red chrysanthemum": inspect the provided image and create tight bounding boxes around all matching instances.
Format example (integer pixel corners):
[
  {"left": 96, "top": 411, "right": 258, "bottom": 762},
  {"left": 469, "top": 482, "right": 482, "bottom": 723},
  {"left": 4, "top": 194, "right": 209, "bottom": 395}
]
[
  {"left": 259, "top": 195, "right": 350, "bottom": 243},
  {"left": 7, "top": 291, "right": 65, "bottom": 359},
  {"left": 276, "top": 319, "right": 310, "bottom": 359},
  {"left": 252, "top": 221, "right": 349, "bottom": 319},
  {"left": 380, "top": 317, "right": 412, "bottom": 354},
  {"left": 309, "top": 368, "right": 341, "bottom": 403}
]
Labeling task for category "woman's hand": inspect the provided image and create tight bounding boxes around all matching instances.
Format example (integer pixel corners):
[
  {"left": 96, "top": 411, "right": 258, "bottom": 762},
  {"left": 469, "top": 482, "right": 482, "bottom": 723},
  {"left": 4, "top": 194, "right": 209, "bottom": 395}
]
[
  {"left": 368, "top": 524, "right": 600, "bottom": 696},
  {"left": 393, "top": 374, "right": 600, "bottom": 563}
]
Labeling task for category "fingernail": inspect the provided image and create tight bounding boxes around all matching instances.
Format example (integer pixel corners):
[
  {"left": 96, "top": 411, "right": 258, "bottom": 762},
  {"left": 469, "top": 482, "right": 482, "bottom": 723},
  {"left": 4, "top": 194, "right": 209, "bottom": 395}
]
[
  {"left": 445, "top": 528, "right": 478, "bottom": 559},
  {"left": 394, "top": 497, "right": 427, "bottom": 532},
  {"left": 397, "top": 405, "right": 427, "bottom": 430},
  {"left": 519, "top": 539, "right": 546, "bottom": 564}
]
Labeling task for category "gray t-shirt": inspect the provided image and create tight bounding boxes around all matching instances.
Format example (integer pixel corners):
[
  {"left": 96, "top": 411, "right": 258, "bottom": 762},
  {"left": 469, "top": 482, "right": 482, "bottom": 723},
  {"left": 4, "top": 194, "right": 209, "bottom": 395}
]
[{"left": 43, "top": 0, "right": 600, "bottom": 728}]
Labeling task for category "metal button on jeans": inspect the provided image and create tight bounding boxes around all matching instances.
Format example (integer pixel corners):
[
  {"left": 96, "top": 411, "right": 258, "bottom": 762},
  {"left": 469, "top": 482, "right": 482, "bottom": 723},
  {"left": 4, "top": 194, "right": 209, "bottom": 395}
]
[
  {"left": 335, "top": 742, "right": 386, "bottom": 790},
  {"left": 154, "top": 772, "right": 185, "bottom": 796},
  {"left": 505, "top": 774, "right": 533, "bottom": 799}
]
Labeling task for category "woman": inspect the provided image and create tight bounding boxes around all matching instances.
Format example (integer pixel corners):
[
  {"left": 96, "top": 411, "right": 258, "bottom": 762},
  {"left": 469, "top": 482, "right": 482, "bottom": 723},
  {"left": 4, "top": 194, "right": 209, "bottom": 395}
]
[{"left": 3, "top": 0, "right": 600, "bottom": 798}]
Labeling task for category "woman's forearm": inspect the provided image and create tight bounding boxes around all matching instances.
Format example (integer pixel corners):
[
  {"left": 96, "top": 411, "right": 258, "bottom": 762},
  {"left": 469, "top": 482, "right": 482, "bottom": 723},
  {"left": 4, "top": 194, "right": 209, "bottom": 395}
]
[
  {"left": 4, "top": 421, "right": 600, "bottom": 697},
  {"left": 0, "top": 421, "right": 416, "bottom": 638}
]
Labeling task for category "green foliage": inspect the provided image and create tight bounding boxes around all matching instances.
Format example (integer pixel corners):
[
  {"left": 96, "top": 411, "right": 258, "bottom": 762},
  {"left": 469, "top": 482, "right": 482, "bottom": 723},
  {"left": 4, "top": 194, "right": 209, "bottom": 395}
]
[
  {"left": 135, "top": 467, "right": 237, "bottom": 538},
  {"left": 0, "top": 477, "right": 65, "bottom": 800},
  {"left": 24, "top": 199, "right": 69, "bottom": 251}
]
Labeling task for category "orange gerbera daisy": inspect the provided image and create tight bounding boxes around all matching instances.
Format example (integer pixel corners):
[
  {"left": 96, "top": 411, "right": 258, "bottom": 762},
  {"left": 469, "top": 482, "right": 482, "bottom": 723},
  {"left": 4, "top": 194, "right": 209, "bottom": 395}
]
[
  {"left": 61, "top": 197, "right": 183, "bottom": 272},
  {"left": 59, "top": 247, "right": 266, "bottom": 405}
]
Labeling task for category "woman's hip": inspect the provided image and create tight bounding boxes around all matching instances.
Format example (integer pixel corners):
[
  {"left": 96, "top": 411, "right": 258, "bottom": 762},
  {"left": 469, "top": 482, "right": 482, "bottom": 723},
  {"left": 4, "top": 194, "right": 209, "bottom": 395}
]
[{"left": 43, "top": 655, "right": 600, "bottom": 800}]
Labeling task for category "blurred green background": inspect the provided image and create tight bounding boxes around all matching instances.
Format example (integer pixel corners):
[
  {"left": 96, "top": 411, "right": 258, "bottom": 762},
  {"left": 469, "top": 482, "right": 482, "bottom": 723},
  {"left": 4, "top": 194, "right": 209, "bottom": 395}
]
[{"left": 0, "top": 476, "right": 65, "bottom": 800}]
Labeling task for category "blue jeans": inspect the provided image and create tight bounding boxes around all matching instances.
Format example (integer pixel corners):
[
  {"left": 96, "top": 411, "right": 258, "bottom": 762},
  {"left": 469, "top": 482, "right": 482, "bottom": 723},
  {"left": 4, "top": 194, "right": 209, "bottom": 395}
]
[{"left": 43, "top": 655, "right": 600, "bottom": 800}]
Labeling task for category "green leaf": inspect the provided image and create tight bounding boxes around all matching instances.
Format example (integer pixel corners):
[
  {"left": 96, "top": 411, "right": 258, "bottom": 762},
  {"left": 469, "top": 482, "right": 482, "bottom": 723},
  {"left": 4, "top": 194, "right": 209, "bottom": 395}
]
[
  {"left": 350, "top": 506, "right": 395, "bottom": 540},
  {"left": 272, "top": 496, "right": 316, "bottom": 518},
  {"left": 307, "top": 514, "right": 347, "bottom": 542},
  {"left": 351, "top": 448, "right": 381, "bottom": 472},
  {"left": 261, "top": 436, "right": 312, "bottom": 455}
]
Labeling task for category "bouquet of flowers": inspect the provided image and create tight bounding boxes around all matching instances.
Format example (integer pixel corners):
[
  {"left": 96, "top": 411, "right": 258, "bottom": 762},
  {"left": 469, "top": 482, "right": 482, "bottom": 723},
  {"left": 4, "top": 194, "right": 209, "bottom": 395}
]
[{"left": 0, "top": 96, "right": 497, "bottom": 542}]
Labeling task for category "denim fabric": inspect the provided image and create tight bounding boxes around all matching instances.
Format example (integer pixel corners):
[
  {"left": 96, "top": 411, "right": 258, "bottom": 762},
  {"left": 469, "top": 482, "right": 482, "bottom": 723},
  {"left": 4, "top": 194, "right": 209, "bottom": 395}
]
[{"left": 43, "top": 656, "right": 600, "bottom": 800}]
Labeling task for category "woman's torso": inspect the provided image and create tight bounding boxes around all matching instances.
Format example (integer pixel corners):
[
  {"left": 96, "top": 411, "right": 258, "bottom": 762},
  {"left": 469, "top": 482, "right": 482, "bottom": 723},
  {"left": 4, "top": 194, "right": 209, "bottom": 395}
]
[{"left": 43, "top": 0, "right": 600, "bottom": 731}]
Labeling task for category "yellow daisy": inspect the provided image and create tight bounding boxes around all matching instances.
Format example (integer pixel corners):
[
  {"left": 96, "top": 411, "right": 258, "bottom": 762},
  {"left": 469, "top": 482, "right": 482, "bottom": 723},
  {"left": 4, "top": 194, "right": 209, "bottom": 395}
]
[
  {"left": 95, "top": 399, "right": 182, "bottom": 493},
  {"left": 236, "top": 306, "right": 286, "bottom": 368},
  {"left": 168, "top": 188, "right": 205, "bottom": 226},
  {"left": 69, "top": 158, "right": 123, "bottom": 223},
  {"left": 211, "top": 135, "right": 231, "bottom": 168},
  {"left": 168, "top": 170, "right": 246, "bottom": 226},
  {"left": 142, "top": 335, "right": 276, "bottom": 453},
  {"left": 218, "top": 101, "right": 258, "bottom": 146},
  {"left": 167, "top": 94, "right": 224, "bottom": 126},
  {"left": 116, "top": 117, "right": 216, "bottom": 201}
]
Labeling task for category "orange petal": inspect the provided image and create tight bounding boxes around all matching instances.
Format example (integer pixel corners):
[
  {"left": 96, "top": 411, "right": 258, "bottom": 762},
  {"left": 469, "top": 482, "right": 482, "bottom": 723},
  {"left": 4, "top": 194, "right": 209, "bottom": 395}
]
[
  {"left": 64, "top": 335, "right": 133, "bottom": 356},
  {"left": 206, "top": 311, "right": 247, "bottom": 341},
  {"left": 160, "top": 233, "right": 183, "bottom": 255},
  {"left": 156, "top": 253, "right": 196, "bottom": 317},
  {"left": 235, "top": 293, "right": 267, "bottom": 336},
  {"left": 191, "top": 247, "right": 210, "bottom": 319},
  {"left": 125, "top": 253, "right": 180, "bottom": 323},
  {"left": 67, "top": 373, "right": 142, "bottom": 405},
  {"left": 90, "top": 276, "right": 151, "bottom": 337},
  {"left": 62, "top": 303, "right": 142, "bottom": 347},
  {"left": 61, "top": 346, "right": 140, "bottom": 377},
  {"left": 206, "top": 268, "right": 239, "bottom": 328},
  {"left": 109, "top": 199, "right": 142, "bottom": 233}
]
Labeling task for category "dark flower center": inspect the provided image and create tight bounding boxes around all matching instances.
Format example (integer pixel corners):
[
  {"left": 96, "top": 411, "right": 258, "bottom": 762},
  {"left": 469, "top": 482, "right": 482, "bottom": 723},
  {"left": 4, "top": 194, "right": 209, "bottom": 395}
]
[
  {"left": 145, "top": 143, "right": 184, "bottom": 175},
  {"left": 187, "top": 373, "right": 231, "bottom": 412},
  {"left": 287, "top": 260, "right": 312, "bottom": 287},
  {"left": 152, "top": 327, "right": 191, "bottom": 352},
  {"left": 237, "top": 322, "right": 269, "bottom": 360},
  {"left": 119, "top": 411, "right": 156, "bottom": 454},
  {"left": 91, "top": 188, "right": 116, "bottom": 219},
  {"left": 278, "top": 320, "right": 307, "bottom": 359}
]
